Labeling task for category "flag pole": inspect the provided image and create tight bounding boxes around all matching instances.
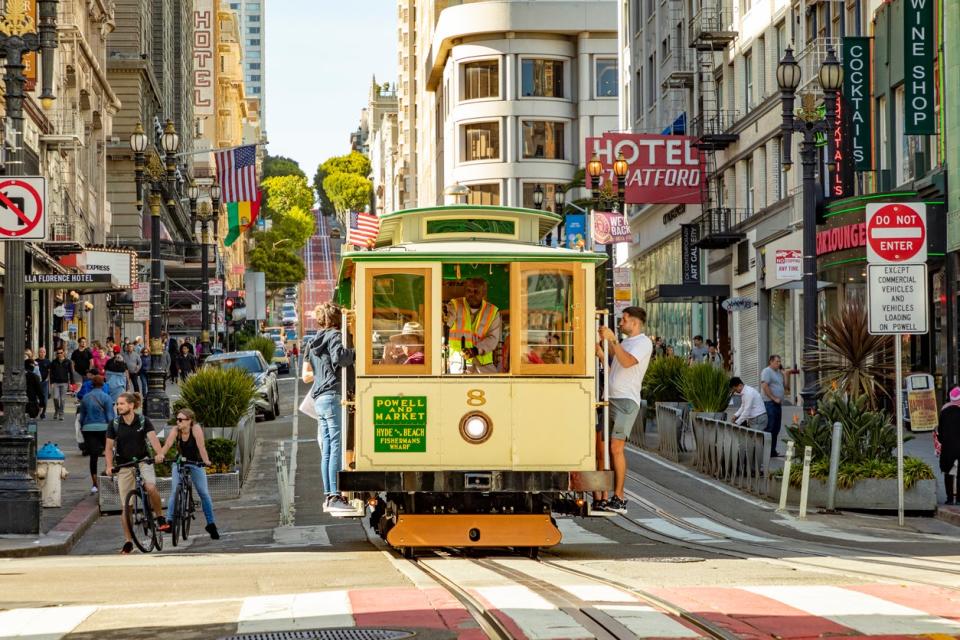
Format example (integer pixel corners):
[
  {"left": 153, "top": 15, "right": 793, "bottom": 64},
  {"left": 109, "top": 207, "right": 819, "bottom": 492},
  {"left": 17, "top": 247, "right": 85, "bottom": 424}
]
[{"left": 174, "top": 141, "right": 266, "bottom": 158}]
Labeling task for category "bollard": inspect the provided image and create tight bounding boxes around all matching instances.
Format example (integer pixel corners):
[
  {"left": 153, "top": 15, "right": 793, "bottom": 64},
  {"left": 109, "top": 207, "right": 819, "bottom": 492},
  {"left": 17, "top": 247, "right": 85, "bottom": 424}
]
[
  {"left": 825, "top": 421, "right": 843, "bottom": 512},
  {"left": 798, "top": 445, "right": 812, "bottom": 520},
  {"left": 777, "top": 440, "right": 795, "bottom": 513}
]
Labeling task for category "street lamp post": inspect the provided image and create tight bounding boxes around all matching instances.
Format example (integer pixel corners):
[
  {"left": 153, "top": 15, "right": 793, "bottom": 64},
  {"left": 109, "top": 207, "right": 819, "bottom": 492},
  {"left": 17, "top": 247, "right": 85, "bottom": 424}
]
[
  {"left": 210, "top": 183, "right": 222, "bottom": 350},
  {"left": 131, "top": 119, "right": 180, "bottom": 421},
  {"left": 588, "top": 153, "right": 628, "bottom": 327},
  {"left": 0, "top": 0, "right": 59, "bottom": 535},
  {"left": 777, "top": 46, "right": 842, "bottom": 414},
  {"left": 554, "top": 187, "right": 565, "bottom": 247},
  {"left": 198, "top": 203, "right": 212, "bottom": 358}
]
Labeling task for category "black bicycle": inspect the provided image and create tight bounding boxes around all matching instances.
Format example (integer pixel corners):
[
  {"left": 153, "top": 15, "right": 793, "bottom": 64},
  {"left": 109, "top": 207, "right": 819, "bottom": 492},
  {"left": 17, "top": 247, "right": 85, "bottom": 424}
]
[
  {"left": 114, "top": 459, "right": 163, "bottom": 553},
  {"left": 170, "top": 458, "right": 206, "bottom": 547}
]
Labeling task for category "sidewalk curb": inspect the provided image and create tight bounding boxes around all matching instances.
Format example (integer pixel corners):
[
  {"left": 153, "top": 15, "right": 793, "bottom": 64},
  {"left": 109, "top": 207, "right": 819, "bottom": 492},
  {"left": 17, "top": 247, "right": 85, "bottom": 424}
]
[
  {"left": 0, "top": 496, "right": 100, "bottom": 558},
  {"left": 935, "top": 505, "right": 960, "bottom": 527}
]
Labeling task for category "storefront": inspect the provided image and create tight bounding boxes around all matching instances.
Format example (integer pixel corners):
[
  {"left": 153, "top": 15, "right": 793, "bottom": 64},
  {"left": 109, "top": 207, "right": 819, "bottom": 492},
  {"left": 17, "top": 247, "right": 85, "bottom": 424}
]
[{"left": 816, "top": 192, "right": 948, "bottom": 396}]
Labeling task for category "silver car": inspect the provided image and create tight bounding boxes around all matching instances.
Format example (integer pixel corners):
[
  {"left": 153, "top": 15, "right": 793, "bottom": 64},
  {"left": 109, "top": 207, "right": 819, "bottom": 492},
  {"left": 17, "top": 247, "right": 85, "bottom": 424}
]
[{"left": 204, "top": 350, "right": 281, "bottom": 420}]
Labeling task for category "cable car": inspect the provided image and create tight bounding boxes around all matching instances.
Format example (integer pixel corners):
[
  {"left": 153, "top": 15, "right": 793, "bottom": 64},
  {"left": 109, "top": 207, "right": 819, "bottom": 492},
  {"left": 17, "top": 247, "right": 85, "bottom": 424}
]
[{"left": 334, "top": 204, "right": 613, "bottom": 553}]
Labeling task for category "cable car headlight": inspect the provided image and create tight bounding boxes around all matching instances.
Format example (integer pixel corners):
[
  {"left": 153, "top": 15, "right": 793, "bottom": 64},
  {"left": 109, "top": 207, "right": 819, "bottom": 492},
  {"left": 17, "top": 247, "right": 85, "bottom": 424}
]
[{"left": 459, "top": 412, "right": 492, "bottom": 444}]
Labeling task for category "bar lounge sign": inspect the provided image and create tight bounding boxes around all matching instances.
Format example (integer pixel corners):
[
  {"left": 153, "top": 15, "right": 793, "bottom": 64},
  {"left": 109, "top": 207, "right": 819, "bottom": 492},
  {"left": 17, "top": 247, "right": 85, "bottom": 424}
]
[
  {"left": 905, "top": 0, "right": 935, "bottom": 135},
  {"left": 842, "top": 37, "right": 872, "bottom": 170}
]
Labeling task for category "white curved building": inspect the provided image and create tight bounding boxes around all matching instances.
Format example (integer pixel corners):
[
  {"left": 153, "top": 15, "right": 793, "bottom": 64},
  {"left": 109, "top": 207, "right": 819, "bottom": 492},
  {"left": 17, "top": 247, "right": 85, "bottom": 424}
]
[{"left": 397, "top": 0, "right": 618, "bottom": 210}]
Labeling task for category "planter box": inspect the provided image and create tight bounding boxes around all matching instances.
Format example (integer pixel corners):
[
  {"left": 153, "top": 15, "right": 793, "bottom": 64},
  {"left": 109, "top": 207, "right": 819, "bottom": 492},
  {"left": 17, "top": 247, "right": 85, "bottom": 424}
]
[
  {"left": 768, "top": 476, "right": 937, "bottom": 512},
  {"left": 97, "top": 471, "right": 240, "bottom": 514}
]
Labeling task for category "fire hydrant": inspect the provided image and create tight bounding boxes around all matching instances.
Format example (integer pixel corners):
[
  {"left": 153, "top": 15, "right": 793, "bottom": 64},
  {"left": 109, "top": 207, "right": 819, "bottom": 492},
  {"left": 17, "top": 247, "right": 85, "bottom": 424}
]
[{"left": 36, "top": 442, "right": 68, "bottom": 508}]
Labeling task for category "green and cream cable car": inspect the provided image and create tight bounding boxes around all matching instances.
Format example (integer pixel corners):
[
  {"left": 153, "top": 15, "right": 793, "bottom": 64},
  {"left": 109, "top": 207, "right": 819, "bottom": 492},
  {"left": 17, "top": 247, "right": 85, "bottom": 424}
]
[{"left": 334, "top": 204, "right": 614, "bottom": 554}]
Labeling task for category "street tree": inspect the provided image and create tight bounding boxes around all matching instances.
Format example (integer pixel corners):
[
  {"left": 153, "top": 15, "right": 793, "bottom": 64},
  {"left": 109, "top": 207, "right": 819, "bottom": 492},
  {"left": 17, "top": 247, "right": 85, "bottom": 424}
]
[
  {"left": 323, "top": 171, "right": 372, "bottom": 214},
  {"left": 320, "top": 151, "right": 371, "bottom": 178},
  {"left": 312, "top": 165, "right": 335, "bottom": 217},
  {"left": 263, "top": 155, "right": 306, "bottom": 179},
  {"left": 262, "top": 175, "right": 314, "bottom": 216},
  {"left": 246, "top": 244, "right": 307, "bottom": 296}
]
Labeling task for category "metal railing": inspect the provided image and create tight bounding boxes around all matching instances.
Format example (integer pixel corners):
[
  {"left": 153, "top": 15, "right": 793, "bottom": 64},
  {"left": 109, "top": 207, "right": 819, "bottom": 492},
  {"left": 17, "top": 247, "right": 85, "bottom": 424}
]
[
  {"left": 651, "top": 403, "right": 686, "bottom": 461},
  {"left": 689, "top": 5, "right": 737, "bottom": 48},
  {"left": 276, "top": 444, "right": 293, "bottom": 526},
  {"left": 691, "top": 415, "right": 771, "bottom": 495},
  {"left": 794, "top": 37, "right": 842, "bottom": 96},
  {"left": 690, "top": 110, "right": 740, "bottom": 138}
]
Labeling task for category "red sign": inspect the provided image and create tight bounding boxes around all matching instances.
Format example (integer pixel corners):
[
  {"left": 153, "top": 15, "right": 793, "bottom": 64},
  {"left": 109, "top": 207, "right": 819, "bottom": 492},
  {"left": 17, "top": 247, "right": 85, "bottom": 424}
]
[
  {"left": 817, "top": 222, "right": 866, "bottom": 256},
  {"left": 865, "top": 203, "right": 927, "bottom": 264},
  {"left": 585, "top": 134, "right": 705, "bottom": 205}
]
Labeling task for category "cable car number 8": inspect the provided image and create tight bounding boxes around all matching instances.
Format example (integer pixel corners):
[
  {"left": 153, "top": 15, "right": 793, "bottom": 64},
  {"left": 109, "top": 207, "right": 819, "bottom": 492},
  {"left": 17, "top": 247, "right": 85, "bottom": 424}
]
[{"left": 466, "top": 389, "right": 486, "bottom": 406}]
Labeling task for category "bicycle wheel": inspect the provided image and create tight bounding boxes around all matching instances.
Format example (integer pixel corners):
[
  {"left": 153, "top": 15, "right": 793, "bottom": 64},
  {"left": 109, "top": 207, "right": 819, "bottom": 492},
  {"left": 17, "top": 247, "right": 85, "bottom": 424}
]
[
  {"left": 124, "top": 490, "right": 155, "bottom": 553},
  {"left": 183, "top": 488, "right": 195, "bottom": 540},
  {"left": 170, "top": 490, "right": 180, "bottom": 547}
]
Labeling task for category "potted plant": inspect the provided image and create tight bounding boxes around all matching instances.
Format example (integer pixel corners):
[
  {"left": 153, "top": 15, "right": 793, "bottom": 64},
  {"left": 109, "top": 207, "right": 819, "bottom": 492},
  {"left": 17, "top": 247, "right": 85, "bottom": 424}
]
[
  {"left": 244, "top": 335, "right": 279, "bottom": 365},
  {"left": 776, "top": 393, "right": 936, "bottom": 510},
  {"left": 681, "top": 363, "right": 731, "bottom": 415},
  {"left": 178, "top": 367, "right": 257, "bottom": 438},
  {"left": 641, "top": 356, "right": 689, "bottom": 455}
]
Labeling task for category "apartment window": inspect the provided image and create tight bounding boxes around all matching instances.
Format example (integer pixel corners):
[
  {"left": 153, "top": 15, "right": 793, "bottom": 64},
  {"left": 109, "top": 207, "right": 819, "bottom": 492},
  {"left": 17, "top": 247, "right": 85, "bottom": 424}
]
[
  {"left": 646, "top": 0, "right": 655, "bottom": 17},
  {"left": 757, "top": 36, "right": 766, "bottom": 98},
  {"left": 631, "top": 0, "right": 641, "bottom": 31},
  {"left": 745, "top": 156, "right": 754, "bottom": 214},
  {"left": 775, "top": 22, "right": 786, "bottom": 60},
  {"left": 248, "top": 15, "right": 261, "bottom": 22},
  {"left": 661, "top": 37, "right": 669, "bottom": 60},
  {"left": 247, "top": 39, "right": 260, "bottom": 46},
  {"left": 248, "top": 63, "right": 261, "bottom": 70},
  {"left": 646, "top": 54, "right": 656, "bottom": 107},
  {"left": 878, "top": 95, "right": 888, "bottom": 173},
  {"left": 462, "top": 121, "right": 500, "bottom": 161},
  {"left": 463, "top": 60, "right": 499, "bottom": 100},
  {"left": 522, "top": 121, "right": 565, "bottom": 159},
  {"left": 635, "top": 69, "right": 643, "bottom": 119},
  {"left": 467, "top": 183, "right": 500, "bottom": 205},
  {"left": 521, "top": 59, "right": 564, "bottom": 98},
  {"left": 744, "top": 50, "right": 753, "bottom": 109},
  {"left": 774, "top": 137, "right": 786, "bottom": 200},
  {"left": 522, "top": 183, "right": 563, "bottom": 210},
  {"left": 248, "top": 27, "right": 260, "bottom": 34},
  {"left": 250, "top": 86, "right": 261, "bottom": 94},
  {"left": 229, "top": 3, "right": 239, "bottom": 8},
  {"left": 595, "top": 59, "right": 618, "bottom": 97},
  {"left": 717, "top": 69, "right": 724, "bottom": 111},
  {"left": 248, "top": 74, "right": 261, "bottom": 82},
  {"left": 246, "top": 2, "right": 258, "bottom": 9}
]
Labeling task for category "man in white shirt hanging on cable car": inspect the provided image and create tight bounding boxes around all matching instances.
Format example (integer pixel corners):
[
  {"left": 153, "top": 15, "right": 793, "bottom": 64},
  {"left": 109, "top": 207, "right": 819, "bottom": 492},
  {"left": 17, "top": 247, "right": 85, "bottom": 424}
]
[{"left": 445, "top": 277, "right": 501, "bottom": 374}]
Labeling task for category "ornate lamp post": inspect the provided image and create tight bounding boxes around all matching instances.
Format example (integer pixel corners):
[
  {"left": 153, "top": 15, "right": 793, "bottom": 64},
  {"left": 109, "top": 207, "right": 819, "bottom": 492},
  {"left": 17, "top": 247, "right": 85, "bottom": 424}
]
[
  {"left": 131, "top": 119, "right": 180, "bottom": 421},
  {"left": 198, "top": 201, "right": 213, "bottom": 357},
  {"left": 188, "top": 182, "right": 200, "bottom": 232},
  {"left": 777, "top": 46, "right": 842, "bottom": 414},
  {"left": 532, "top": 184, "right": 544, "bottom": 210},
  {"left": 209, "top": 181, "right": 222, "bottom": 350},
  {"left": 0, "top": 0, "right": 59, "bottom": 535}
]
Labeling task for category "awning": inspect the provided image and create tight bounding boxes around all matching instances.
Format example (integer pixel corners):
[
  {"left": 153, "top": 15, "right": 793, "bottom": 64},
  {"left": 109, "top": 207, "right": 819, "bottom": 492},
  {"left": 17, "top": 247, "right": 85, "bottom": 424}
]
[{"left": 644, "top": 284, "right": 730, "bottom": 303}]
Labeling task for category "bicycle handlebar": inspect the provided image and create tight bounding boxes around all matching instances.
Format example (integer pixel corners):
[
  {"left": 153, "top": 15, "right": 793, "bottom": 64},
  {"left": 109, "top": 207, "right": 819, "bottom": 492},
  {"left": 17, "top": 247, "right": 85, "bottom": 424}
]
[
  {"left": 176, "top": 459, "right": 209, "bottom": 468},
  {"left": 112, "top": 458, "right": 156, "bottom": 470}
]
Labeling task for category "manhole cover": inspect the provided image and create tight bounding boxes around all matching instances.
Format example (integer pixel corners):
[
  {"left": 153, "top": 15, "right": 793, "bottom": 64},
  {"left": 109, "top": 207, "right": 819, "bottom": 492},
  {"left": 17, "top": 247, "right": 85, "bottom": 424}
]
[{"left": 219, "top": 630, "right": 415, "bottom": 640}]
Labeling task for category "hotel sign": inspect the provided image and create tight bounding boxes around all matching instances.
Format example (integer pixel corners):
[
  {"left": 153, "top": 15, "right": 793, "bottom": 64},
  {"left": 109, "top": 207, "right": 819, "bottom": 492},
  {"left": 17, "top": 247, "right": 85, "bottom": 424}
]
[
  {"left": 842, "top": 37, "right": 872, "bottom": 170},
  {"left": 586, "top": 134, "right": 705, "bottom": 205},
  {"left": 904, "top": 0, "right": 935, "bottom": 135},
  {"left": 192, "top": 0, "right": 215, "bottom": 118}
]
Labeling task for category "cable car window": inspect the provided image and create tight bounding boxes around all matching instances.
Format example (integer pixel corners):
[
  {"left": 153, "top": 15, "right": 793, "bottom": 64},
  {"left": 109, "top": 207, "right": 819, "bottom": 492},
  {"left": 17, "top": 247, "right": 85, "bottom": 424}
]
[
  {"left": 510, "top": 263, "right": 585, "bottom": 375},
  {"left": 366, "top": 269, "right": 432, "bottom": 374}
]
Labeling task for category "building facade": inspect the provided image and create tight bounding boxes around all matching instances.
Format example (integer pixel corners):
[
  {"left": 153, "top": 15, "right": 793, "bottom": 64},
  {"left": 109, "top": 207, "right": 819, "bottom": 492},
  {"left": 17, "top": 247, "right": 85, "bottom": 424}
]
[{"left": 225, "top": 0, "right": 264, "bottom": 120}]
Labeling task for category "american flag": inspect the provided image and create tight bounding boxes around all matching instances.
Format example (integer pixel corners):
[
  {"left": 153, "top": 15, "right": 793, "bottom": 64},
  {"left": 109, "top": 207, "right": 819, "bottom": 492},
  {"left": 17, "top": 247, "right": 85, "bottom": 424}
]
[
  {"left": 215, "top": 145, "right": 258, "bottom": 203},
  {"left": 347, "top": 212, "right": 380, "bottom": 247}
]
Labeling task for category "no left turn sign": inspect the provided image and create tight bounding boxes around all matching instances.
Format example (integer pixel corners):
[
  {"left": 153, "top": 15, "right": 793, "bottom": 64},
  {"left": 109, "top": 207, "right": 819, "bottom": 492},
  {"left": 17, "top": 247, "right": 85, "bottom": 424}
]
[
  {"left": 0, "top": 177, "right": 46, "bottom": 241},
  {"left": 865, "top": 202, "right": 926, "bottom": 264}
]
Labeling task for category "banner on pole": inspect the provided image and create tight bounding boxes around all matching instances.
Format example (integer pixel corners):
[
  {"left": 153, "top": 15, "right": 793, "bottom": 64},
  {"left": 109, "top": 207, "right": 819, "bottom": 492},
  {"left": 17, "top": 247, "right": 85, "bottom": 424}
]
[
  {"left": 842, "top": 37, "right": 873, "bottom": 170},
  {"left": 591, "top": 210, "right": 631, "bottom": 246}
]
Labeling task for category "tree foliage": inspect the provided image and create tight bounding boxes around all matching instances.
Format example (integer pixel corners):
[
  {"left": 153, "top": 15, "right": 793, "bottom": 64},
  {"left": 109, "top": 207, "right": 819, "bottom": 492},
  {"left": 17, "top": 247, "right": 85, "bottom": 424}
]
[
  {"left": 323, "top": 172, "right": 372, "bottom": 214},
  {"left": 253, "top": 205, "right": 314, "bottom": 250},
  {"left": 262, "top": 175, "right": 314, "bottom": 216},
  {"left": 312, "top": 166, "right": 336, "bottom": 217},
  {"left": 262, "top": 155, "right": 306, "bottom": 179},
  {"left": 246, "top": 243, "right": 307, "bottom": 295},
  {"left": 320, "top": 151, "right": 371, "bottom": 178}
]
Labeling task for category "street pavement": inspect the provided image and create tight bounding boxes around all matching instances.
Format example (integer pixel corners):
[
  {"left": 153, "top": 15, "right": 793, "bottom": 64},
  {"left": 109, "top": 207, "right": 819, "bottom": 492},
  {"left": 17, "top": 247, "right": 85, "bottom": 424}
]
[{"left": 2, "top": 380, "right": 960, "bottom": 638}]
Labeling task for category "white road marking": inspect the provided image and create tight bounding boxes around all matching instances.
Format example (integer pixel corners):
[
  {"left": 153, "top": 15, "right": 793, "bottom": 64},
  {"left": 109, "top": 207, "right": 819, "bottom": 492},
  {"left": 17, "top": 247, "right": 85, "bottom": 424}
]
[
  {"left": 598, "top": 604, "right": 704, "bottom": 638},
  {"left": 0, "top": 605, "right": 97, "bottom": 639},
  {"left": 236, "top": 590, "right": 353, "bottom": 632},
  {"left": 745, "top": 585, "right": 960, "bottom": 635},
  {"left": 495, "top": 559, "right": 634, "bottom": 603},
  {"left": 635, "top": 518, "right": 717, "bottom": 542},
  {"left": 555, "top": 518, "right": 616, "bottom": 545},
  {"left": 475, "top": 585, "right": 593, "bottom": 639},
  {"left": 775, "top": 516, "right": 960, "bottom": 544},
  {"left": 683, "top": 517, "right": 773, "bottom": 542}
]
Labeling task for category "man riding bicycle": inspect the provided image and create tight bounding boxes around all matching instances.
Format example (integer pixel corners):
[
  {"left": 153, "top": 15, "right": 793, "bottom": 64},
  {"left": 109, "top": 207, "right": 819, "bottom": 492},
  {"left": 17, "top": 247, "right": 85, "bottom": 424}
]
[
  {"left": 160, "top": 407, "right": 219, "bottom": 539},
  {"left": 105, "top": 392, "right": 167, "bottom": 554}
]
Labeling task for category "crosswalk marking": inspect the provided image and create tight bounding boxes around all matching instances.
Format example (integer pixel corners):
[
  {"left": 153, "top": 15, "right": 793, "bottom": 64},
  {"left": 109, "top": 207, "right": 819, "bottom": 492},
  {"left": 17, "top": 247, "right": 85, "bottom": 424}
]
[
  {"left": 745, "top": 585, "right": 960, "bottom": 636},
  {"left": 683, "top": 517, "right": 773, "bottom": 542},
  {"left": 496, "top": 559, "right": 636, "bottom": 603},
  {"left": 236, "top": 590, "right": 353, "bottom": 632},
  {"left": 0, "top": 605, "right": 96, "bottom": 640},
  {"left": 636, "top": 517, "right": 717, "bottom": 542},
  {"left": 596, "top": 604, "right": 705, "bottom": 638},
  {"left": 555, "top": 518, "right": 616, "bottom": 545},
  {"left": 474, "top": 585, "right": 592, "bottom": 639}
]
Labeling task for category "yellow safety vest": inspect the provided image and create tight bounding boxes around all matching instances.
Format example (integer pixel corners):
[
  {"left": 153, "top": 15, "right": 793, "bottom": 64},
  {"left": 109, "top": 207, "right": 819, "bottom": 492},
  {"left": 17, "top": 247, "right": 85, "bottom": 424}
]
[{"left": 448, "top": 298, "right": 498, "bottom": 366}]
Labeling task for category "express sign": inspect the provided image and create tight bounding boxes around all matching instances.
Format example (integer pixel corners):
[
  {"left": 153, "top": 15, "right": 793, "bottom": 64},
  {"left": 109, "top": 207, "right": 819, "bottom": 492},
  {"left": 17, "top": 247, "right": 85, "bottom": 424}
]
[
  {"left": 865, "top": 203, "right": 927, "bottom": 264},
  {"left": 585, "top": 134, "right": 705, "bottom": 205}
]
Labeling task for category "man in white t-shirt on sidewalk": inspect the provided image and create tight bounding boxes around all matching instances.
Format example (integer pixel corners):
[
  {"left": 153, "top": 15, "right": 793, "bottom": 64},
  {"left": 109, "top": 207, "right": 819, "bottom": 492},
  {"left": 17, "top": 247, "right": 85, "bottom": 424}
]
[{"left": 596, "top": 306, "right": 654, "bottom": 514}]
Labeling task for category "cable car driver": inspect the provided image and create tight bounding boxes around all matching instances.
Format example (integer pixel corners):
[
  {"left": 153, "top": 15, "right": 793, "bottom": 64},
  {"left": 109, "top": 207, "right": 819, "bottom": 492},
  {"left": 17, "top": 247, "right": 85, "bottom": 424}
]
[{"left": 445, "top": 277, "right": 501, "bottom": 374}]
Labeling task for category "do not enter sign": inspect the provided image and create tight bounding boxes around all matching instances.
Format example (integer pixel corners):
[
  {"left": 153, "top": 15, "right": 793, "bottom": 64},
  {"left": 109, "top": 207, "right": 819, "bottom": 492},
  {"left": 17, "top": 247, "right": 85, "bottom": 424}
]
[{"left": 865, "top": 202, "right": 927, "bottom": 264}]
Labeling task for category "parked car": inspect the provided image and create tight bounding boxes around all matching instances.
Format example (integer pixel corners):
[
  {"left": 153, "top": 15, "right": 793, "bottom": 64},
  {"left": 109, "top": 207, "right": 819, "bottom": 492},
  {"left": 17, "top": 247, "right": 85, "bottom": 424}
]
[
  {"left": 282, "top": 313, "right": 298, "bottom": 326},
  {"left": 272, "top": 345, "right": 291, "bottom": 374},
  {"left": 204, "top": 350, "right": 281, "bottom": 420}
]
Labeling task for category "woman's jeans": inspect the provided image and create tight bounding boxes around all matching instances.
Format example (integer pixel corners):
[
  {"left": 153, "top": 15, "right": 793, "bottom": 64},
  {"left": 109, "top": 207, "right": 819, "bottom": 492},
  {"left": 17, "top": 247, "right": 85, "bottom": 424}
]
[
  {"left": 314, "top": 393, "right": 342, "bottom": 496},
  {"left": 166, "top": 463, "right": 216, "bottom": 525}
]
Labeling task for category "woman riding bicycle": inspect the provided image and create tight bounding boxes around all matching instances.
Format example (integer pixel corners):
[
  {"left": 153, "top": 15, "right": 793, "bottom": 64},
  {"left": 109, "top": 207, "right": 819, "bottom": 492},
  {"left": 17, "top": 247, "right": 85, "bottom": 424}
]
[{"left": 160, "top": 408, "right": 219, "bottom": 539}]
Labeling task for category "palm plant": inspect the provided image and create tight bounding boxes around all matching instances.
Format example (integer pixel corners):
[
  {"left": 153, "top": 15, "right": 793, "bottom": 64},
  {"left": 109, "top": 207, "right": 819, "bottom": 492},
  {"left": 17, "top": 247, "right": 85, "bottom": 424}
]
[
  {"left": 179, "top": 367, "right": 257, "bottom": 432},
  {"left": 681, "top": 363, "right": 732, "bottom": 413},
  {"left": 642, "top": 356, "right": 688, "bottom": 404},
  {"left": 803, "top": 301, "right": 894, "bottom": 406}
]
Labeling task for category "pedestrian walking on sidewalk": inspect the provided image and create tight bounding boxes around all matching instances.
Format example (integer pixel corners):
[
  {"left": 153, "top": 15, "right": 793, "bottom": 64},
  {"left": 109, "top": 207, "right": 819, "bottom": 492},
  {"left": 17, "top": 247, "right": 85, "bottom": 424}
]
[
  {"left": 595, "top": 306, "right": 653, "bottom": 514},
  {"left": 163, "top": 332, "right": 179, "bottom": 383},
  {"left": 104, "top": 348, "right": 131, "bottom": 402},
  {"left": 160, "top": 408, "right": 219, "bottom": 539},
  {"left": 302, "top": 302, "right": 356, "bottom": 514},
  {"left": 731, "top": 377, "right": 767, "bottom": 430},
  {"left": 760, "top": 355, "right": 787, "bottom": 457},
  {"left": 70, "top": 337, "right": 93, "bottom": 382},
  {"left": 48, "top": 347, "right": 75, "bottom": 420},
  {"left": 688, "top": 335, "right": 708, "bottom": 364},
  {"left": 937, "top": 387, "right": 960, "bottom": 505},
  {"left": 705, "top": 340, "right": 724, "bottom": 370},
  {"left": 122, "top": 343, "right": 142, "bottom": 393},
  {"left": 24, "top": 358, "right": 44, "bottom": 419},
  {"left": 36, "top": 346, "right": 51, "bottom": 419},
  {"left": 78, "top": 375, "right": 115, "bottom": 494},
  {"left": 176, "top": 344, "right": 197, "bottom": 382},
  {"left": 139, "top": 345, "right": 152, "bottom": 394}
]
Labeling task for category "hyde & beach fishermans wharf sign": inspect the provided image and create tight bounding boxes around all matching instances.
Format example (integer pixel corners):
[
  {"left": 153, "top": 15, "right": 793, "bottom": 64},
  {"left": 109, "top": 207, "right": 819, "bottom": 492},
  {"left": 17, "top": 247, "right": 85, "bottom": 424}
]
[{"left": 373, "top": 396, "right": 427, "bottom": 452}]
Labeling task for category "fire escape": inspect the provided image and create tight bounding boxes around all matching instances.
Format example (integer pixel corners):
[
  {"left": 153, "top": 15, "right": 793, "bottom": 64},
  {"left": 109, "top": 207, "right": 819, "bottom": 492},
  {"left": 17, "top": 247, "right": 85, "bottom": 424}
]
[{"left": 689, "top": 3, "right": 742, "bottom": 249}]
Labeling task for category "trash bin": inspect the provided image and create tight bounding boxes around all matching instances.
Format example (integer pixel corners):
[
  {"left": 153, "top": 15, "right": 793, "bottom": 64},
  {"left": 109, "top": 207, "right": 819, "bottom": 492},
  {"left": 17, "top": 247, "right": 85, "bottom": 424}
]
[{"left": 36, "top": 442, "right": 68, "bottom": 508}]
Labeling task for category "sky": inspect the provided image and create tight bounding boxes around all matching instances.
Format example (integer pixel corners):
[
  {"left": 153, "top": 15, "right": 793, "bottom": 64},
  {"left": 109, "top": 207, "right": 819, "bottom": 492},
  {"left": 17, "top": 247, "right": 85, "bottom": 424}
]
[{"left": 265, "top": 1, "right": 397, "bottom": 179}]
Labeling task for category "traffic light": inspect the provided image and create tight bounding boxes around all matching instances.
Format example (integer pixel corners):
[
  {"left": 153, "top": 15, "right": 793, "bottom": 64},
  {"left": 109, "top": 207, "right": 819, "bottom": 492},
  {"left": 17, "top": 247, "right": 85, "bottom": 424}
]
[{"left": 225, "top": 297, "right": 235, "bottom": 322}]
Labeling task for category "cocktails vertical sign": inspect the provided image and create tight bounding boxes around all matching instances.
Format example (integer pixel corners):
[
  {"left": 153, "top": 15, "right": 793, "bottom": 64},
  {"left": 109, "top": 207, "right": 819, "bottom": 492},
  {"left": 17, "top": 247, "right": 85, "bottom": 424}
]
[
  {"left": 904, "top": 0, "right": 935, "bottom": 135},
  {"left": 842, "top": 37, "right": 872, "bottom": 170}
]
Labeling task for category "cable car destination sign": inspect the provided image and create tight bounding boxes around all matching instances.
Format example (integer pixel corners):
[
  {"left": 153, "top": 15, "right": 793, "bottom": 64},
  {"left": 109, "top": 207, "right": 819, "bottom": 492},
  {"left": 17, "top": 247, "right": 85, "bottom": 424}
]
[{"left": 373, "top": 396, "right": 427, "bottom": 452}]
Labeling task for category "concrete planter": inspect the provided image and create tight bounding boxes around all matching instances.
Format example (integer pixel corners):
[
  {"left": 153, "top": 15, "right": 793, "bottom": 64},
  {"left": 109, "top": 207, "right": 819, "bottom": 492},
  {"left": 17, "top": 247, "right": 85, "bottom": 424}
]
[
  {"left": 97, "top": 470, "right": 240, "bottom": 514},
  {"left": 768, "top": 476, "right": 937, "bottom": 512}
]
